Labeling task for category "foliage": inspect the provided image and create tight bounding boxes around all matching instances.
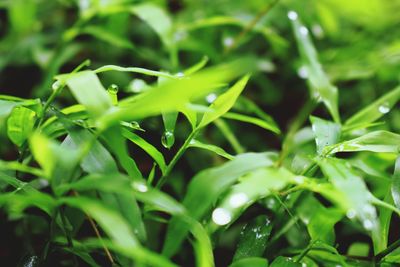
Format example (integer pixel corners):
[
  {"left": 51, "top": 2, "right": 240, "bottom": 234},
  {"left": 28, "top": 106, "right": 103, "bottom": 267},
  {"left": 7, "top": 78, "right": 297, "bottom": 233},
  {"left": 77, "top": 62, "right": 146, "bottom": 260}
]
[{"left": 0, "top": 0, "right": 400, "bottom": 266}]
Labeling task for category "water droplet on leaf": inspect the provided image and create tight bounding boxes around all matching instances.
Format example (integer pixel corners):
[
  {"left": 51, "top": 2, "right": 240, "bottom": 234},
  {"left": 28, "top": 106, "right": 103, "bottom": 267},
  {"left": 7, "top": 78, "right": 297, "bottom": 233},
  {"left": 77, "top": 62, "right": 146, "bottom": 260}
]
[
  {"left": 378, "top": 102, "right": 390, "bottom": 114},
  {"left": 300, "top": 26, "right": 309, "bottom": 36},
  {"left": 132, "top": 182, "right": 148, "bottom": 192},
  {"left": 287, "top": 11, "right": 298, "bottom": 21},
  {"left": 363, "top": 219, "right": 374, "bottom": 230},
  {"left": 212, "top": 208, "right": 232, "bottom": 225},
  {"left": 223, "top": 37, "right": 234, "bottom": 48},
  {"left": 346, "top": 209, "right": 356, "bottom": 219},
  {"left": 297, "top": 66, "right": 308, "bottom": 79},
  {"left": 161, "top": 131, "right": 175, "bottom": 149},
  {"left": 206, "top": 93, "right": 217, "bottom": 103}
]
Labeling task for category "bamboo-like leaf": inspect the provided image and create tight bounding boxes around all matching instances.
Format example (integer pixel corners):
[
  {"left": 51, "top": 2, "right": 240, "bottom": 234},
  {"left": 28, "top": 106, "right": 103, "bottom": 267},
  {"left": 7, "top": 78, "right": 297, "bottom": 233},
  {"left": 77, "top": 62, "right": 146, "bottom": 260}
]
[
  {"left": 163, "top": 152, "right": 277, "bottom": 257},
  {"left": 130, "top": 3, "right": 173, "bottom": 48},
  {"left": 344, "top": 85, "right": 400, "bottom": 131},
  {"left": 289, "top": 11, "right": 340, "bottom": 123},
  {"left": 230, "top": 257, "right": 268, "bottom": 267},
  {"left": 223, "top": 112, "right": 281, "bottom": 134},
  {"left": 122, "top": 128, "right": 167, "bottom": 175},
  {"left": 60, "top": 196, "right": 138, "bottom": 248},
  {"left": 7, "top": 106, "right": 36, "bottom": 147},
  {"left": 318, "top": 158, "right": 382, "bottom": 253},
  {"left": 208, "top": 167, "right": 294, "bottom": 232},
  {"left": 310, "top": 116, "right": 341, "bottom": 155},
  {"left": 233, "top": 215, "right": 272, "bottom": 260},
  {"left": 189, "top": 139, "right": 234, "bottom": 160},
  {"left": 199, "top": 75, "right": 250, "bottom": 128},
  {"left": 97, "top": 59, "right": 254, "bottom": 129},
  {"left": 324, "top": 131, "right": 400, "bottom": 155},
  {"left": 60, "top": 71, "right": 112, "bottom": 117}
]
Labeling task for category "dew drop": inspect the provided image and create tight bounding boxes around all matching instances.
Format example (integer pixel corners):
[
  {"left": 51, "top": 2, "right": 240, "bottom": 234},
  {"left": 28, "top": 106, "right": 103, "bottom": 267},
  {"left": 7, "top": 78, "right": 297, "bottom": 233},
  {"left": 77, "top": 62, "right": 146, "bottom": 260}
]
[
  {"left": 107, "top": 84, "right": 119, "bottom": 94},
  {"left": 223, "top": 37, "right": 234, "bottom": 48},
  {"left": 265, "top": 198, "right": 276, "bottom": 209},
  {"left": 206, "top": 93, "right": 217, "bottom": 103},
  {"left": 161, "top": 131, "right": 175, "bottom": 149},
  {"left": 287, "top": 11, "right": 298, "bottom": 21},
  {"left": 129, "top": 79, "right": 148, "bottom": 93},
  {"left": 363, "top": 219, "right": 374, "bottom": 230},
  {"left": 212, "top": 208, "right": 232, "bottom": 225},
  {"left": 378, "top": 102, "right": 390, "bottom": 114},
  {"left": 312, "top": 24, "right": 324, "bottom": 38},
  {"left": 176, "top": 72, "right": 184, "bottom": 78},
  {"left": 132, "top": 182, "right": 148, "bottom": 192},
  {"left": 229, "top": 193, "right": 248, "bottom": 208},
  {"left": 52, "top": 80, "right": 62, "bottom": 91},
  {"left": 300, "top": 26, "right": 309, "bottom": 36},
  {"left": 297, "top": 66, "right": 308, "bottom": 79},
  {"left": 346, "top": 209, "right": 356, "bottom": 219}
]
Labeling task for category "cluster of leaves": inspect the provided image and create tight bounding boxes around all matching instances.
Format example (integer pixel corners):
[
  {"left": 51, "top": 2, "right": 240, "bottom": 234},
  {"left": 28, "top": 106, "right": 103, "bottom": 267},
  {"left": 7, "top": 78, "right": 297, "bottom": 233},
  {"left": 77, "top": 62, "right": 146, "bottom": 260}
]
[{"left": 1, "top": 0, "right": 400, "bottom": 266}]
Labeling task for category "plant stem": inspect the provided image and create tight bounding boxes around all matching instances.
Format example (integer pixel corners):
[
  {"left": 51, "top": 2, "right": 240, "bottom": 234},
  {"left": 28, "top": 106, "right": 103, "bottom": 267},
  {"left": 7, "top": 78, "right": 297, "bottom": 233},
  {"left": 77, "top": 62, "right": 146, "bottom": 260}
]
[
  {"left": 375, "top": 239, "right": 400, "bottom": 263},
  {"left": 277, "top": 98, "right": 317, "bottom": 166},
  {"left": 214, "top": 119, "right": 244, "bottom": 154},
  {"left": 72, "top": 191, "right": 115, "bottom": 264},
  {"left": 156, "top": 130, "right": 198, "bottom": 188},
  {"left": 224, "top": 0, "right": 280, "bottom": 54}
]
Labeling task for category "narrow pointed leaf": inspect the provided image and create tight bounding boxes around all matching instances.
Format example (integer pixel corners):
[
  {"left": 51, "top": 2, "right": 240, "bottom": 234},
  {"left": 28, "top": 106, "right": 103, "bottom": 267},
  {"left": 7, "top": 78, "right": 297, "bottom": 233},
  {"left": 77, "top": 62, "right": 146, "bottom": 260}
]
[
  {"left": 199, "top": 75, "right": 250, "bottom": 128},
  {"left": 344, "top": 85, "right": 400, "bottom": 131},
  {"left": 310, "top": 116, "right": 341, "bottom": 155},
  {"left": 290, "top": 13, "right": 340, "bottom": 123},
  {"left": 324, "top": 131, "right": 400, "bottom": 155}
]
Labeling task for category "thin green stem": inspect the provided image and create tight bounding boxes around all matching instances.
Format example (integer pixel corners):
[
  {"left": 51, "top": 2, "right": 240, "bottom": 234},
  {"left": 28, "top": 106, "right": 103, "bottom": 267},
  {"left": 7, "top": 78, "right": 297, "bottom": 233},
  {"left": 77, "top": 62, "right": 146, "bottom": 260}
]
[
  {"left": 277, "top": 98, "right": 317, "bottom": 166},
  {"left": 375, "top": 239, "right": 400, "bottom": 263},
  {"left": 224, "top": 0, "right": 280, "bottom": 54},
  {"left": 214, "top": 119, "right": 244, "bottom": 154},
  {"left": 156, "top": 130, "right": 198, "bottom": 188}
]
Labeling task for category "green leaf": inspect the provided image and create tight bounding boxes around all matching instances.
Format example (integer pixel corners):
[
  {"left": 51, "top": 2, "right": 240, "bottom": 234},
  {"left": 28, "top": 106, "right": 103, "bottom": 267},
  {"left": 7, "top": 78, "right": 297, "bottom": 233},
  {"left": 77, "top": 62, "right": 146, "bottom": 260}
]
[
  {"left": 199, "top": 75, "right": 250, "bottom": 128},
  {"left": 7, "top": 106, "right": 36, "bottom": 147},
  {"left": 270, "top": 256, "right": 301, "bottom": 267},
  {"left": 163, "top": 152, "right": 277, "bottom": 257},
  {"left": 29, "top": 132, "right": 78, "bottom": 183},
  {"left": 102, "top": 126, "right": 142, "bottom": 180},
  {"left": 290, "top": 12, "right": 340, "bottom": 123},
  {"left": 209, "top": 167, "right": 294, "bottom": 232},
  {"left": 60, "top": 196, "right": 138, "bottom": 248},
  {"left": 318, "top": 158, "right": 382, "bottom": 253},
  {"left": 223, "top": 112, "right": 281, "bottom": 134},
  {"left": 122, "top": 128, "right": 167, "bottom": 175},
  {"left": 324, "top": 131, "right": 400, "bottom": 155},
  {"left": 188, "top": 139, "right": 234, "bottom": 160},
  {"left": 60, "top": 71, "right": 112, "bottom": 117},
  {"left": 97, "top": 59, "right": 254, "bottom": 129},
  {"left": 233, "top": 215, "right": 272, "bottom": 260},
  {"left": 161, "top": 111, "right": 178, "bottom": 149},
  {"left": 344, "top": 85, "right": 400, "bottom": 131},
  {"left": 296, "top": 193, "right": 343, "bottom": 244},
  {"left": 184, "top": 56, "right": 209, "bottom": 76},
  {"left": 94, "top": 65, "right": 177, "bottom": 79},
  {"left": 130, "top": 3, "right": 172, "bottom": 48},
  {"left": 230, "top": 257, "right": 268, "bottom": 267},
  {"left": 310, "top": 116, "right": 341, "bottom": 155},
  {"left": 391, "top": 156, "right": 400, "bottom": 208},
  {"left": 81, "top": 25, "right": 135, "bottom": 50},
  {"left": 55, "top": 173, "right": 213, "bottom": 266}
]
